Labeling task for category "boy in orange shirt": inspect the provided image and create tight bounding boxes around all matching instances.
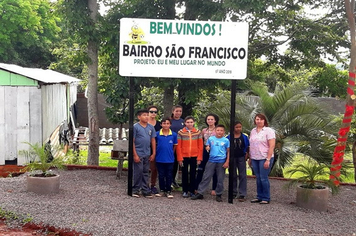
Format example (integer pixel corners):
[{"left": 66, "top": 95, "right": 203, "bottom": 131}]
[{"left": 176, "top": 116, "right": 203, "bottom": 198}]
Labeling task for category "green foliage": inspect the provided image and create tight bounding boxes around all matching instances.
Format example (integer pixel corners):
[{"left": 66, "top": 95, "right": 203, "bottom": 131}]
[
  {"left": 136, "top": 86, "right": 165, "bottom": 117},
  {"left": 284, "top": 160, "right": 341, "bottom": 194},
  {"left": 310, "top": 64, "right": 348, "bottom": 98},
  {"left": 56, "top": 0, "right": 100, "bottom": 44},
  {"left": 0, "top": 207, "right": 33, "bottom": 224},
  {"left": 226, "top": 0, "right": 348, "bottom": 69},
  {"left": 0, "top": 0, "right": 61, "bottom": 67},
  {"left": 62, "top": 150, "right": 86, "bottom": 165},
  {"left": 19, "top": 142, "right": 66, "bottom": 176}
]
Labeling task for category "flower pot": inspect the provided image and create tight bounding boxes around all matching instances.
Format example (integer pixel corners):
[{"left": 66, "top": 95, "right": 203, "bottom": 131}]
[
  {"left": 296, "top": 185, "right": 329, "bottom": 212},
  {"left": 27, "top": 175, "right": 60, "bottom": 194}
]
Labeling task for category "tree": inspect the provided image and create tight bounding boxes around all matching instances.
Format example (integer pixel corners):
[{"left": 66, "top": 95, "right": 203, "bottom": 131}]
[
  {"left": 86, "top": 0, "right": 100, "bottom": 165},
  {"left": 225, "top": 0, "right": 348, "bottom": 68},
  {"left": 203, "top": 83, "right": 337, "bottom": 176},
  {"left": 310, "top": 64, "right": 348, "bottom": 98},
  {"left": 57, "top": 0, "right": 100, "bottom": 165},
  {"left": 330, "top": 0, "right": 356, "bottom": 185},
  {"left": 0, "top": 0, "right": 60, "bottom": 68}
]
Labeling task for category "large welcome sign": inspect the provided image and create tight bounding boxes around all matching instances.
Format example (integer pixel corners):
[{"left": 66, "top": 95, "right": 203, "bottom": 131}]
[{"left": 119, "top": 18, "right": 249, "bottom": 79}]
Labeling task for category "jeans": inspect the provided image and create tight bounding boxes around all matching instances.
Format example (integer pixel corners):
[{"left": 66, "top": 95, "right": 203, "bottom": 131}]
[
  {"left": 196, "top": 149, "right": 217, "bottom": 191},
  {"left": 251, "top": 158, "right": 274, "bottom": 201},
  {"left": 133, "top": 155, "right": 150, "bottom": 194},
  {"left": 232, "top": 156, "right": 247, "bottom": 197},
  {"left": 197, "top": 161, "right": 226, "bottom": 196},
  {"left": 182, "top": 157, "right": 197, "bottom": 193},
  {"left": 156, "top": 162, "right": 174, "bottom": 192}
]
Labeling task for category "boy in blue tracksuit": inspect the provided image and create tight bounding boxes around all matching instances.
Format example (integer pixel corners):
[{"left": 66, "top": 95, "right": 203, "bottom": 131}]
[
  {"left": 155, "top": 117, "right": 178, "bottom": 198},
  {"left": 191, "top": 124, "right": 230, "bottom": 202},
  {"left": 226, "top": 121, "right": 250, "bottom": 201}
]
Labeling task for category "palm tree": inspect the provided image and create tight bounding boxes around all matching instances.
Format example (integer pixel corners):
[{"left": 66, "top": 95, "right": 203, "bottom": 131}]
[{"left": 204, "top": 82, "right": 337, "bottom": 176}]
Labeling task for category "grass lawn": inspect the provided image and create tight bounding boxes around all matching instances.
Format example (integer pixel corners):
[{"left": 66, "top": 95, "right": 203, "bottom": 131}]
[{"left": 64, "top": 148, "right": 119, "bottom": 168}]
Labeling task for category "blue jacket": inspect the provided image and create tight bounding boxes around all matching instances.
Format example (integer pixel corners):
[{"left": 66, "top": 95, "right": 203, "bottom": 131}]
[{"left": 226, "top": 133, "right": 249, "bottom": 156}]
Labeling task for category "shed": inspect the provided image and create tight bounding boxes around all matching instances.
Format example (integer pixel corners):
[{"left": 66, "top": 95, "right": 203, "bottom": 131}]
[{"left": 0, "top": 63, "right": 80, "bottom": 165}]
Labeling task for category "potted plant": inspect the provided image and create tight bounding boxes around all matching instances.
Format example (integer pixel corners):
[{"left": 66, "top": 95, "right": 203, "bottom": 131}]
[
  {"left": 284, "top": 161, "right": 340, "bottom": 212},
  {"left": 19, "top": 142, "right": 66, "bottom": 194}
]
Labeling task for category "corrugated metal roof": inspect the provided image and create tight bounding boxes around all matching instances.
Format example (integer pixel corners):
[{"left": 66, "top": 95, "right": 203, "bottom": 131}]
[{"left": 0, "top": 63, "right": 81, "bottom": 84}]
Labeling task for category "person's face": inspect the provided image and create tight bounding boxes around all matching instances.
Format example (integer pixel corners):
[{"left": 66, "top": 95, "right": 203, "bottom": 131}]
[
  {"left": 215, "top": 127, "right": 225, "bottom": 138},
  {"left": 161, "top": 120, "right": 171, "bottom": 130},
  {"left": 234, "top": 123, "right": 242, "bottom": 134},
  {"left": 206, "top": 116, "right": 216, "bottom": 127},
  {"left": 138, "top": 113, "right": 149, "bottom": 123},
  {"left": 173, "top": 108, "right": 182, "bottom": 119},
  {"left": 185, "top": 118, "right": 194, "bottom": 129},
  {"left": 255, "top": 117, "right": 265, "bottom": 127},
  {"left": 148, "top": 108, "right": 158, "bottom": 118}
]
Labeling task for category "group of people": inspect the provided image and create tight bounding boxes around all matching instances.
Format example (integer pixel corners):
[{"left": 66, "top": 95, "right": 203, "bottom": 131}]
[{"left": 132, "top": 105, "right": 276, "bottom": 204}]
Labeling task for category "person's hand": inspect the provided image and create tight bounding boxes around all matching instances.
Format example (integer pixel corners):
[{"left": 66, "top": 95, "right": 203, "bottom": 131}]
[
  {"left": 248, "top": 159, "right": 252, "bottom": 168},
  {"left": 197, "top": 160, "right": 201, "bottom": 165},
  {"left": 264, "top": 160, "right": 270, "bottom": 169},
  {"left": 179, "top": 161, "right": 183, "bottom": 167},
  {"left": 223, "top": 161, "right": 229, "bottom": 169},
  {"left": 134, "top": 155, "right": 141, "bottom": 163},
  {"left": 205, "top": 146, "right": 210, "bottom": 152},
  {"left": 149, "top": 154, "right": 155, "bottom": 162}
]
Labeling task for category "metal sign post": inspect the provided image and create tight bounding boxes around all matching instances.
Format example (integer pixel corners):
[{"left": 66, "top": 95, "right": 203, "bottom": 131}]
[
  {"left": 127, "top": 77, "right": 134, "bottom": 196},
  {"left": 228, "top": 80, "right": 236, "bottom": 203}
]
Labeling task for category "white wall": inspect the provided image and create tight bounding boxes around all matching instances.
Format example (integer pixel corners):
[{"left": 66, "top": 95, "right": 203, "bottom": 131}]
[
  {"left": 41, "top": 84, "right": 67, "bottom": 144},
  {"left": 0, "top": 86, "right": 42, "bottom": 165}
]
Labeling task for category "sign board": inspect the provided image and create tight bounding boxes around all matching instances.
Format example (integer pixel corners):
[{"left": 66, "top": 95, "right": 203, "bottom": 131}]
[{"left": 119, "top": 18, "right": 249, "bottom": 79}]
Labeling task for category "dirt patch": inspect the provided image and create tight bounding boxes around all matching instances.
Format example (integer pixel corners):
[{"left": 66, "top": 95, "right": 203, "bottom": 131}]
[
  {"left": 0, "top": 220, "right": 90, "bottom": 236},
  {"left": 0, "top": 165, "right": 25, "bottom": 178},
  {"left": 0, "top": 220, "right": 46, "bottom": 236}
]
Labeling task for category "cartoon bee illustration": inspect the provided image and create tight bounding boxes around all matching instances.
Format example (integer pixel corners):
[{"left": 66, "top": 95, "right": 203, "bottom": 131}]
[{"left": 129, "top": 23, "right": 145, "bottom": 44}]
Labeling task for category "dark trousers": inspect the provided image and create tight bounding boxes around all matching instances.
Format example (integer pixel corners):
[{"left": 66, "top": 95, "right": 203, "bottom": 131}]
[
  {"left": 196, "top": 149, "right": 217, "bottom": 190},
  {"left": 172, "top": 152, "right": 179, "bottom": 184},
  {"left": 232, "top": 156, "right": 247, "bottom": 197},
  {"left": 182, "top": 157, "right": 197, "bottom": 193},
  {"left": 156, "top": 162, "right": 174, "bottom": 192}
]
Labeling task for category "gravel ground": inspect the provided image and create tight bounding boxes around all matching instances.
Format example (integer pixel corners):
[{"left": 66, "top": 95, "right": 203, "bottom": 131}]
[{"left": 0, "top": 169, "right": 356, "bottom": 236}]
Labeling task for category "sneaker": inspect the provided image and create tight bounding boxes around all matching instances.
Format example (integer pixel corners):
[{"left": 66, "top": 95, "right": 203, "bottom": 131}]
[
  {"left": 216, "top": 195, "right": 222, "bottom": 202},
  {"left": 132, "top": 192, "right": 140, "bottom": 198},
  {"left": 238, "top": 196, "right": 246, "bottom": 202},
  {"left": 190, "top": 192, "right": 195, "bottom": 198},
  {"left": 155, "top": 191, "right": 164, "bottom": 197},
  {"left": 182, "top": 192, "right": 189, "bottom": 198},
  {"left": 166, "top": 192, "right": 174, "bottom": 199},
  {"left": 142, "top": 192, "right": 153, "bottom": 198},
  {"left": 191, "top": 193, "right": 204, "bottom": 200},
  {"left": 151, "top": 186, "right": 159, "bottom": 195}
]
